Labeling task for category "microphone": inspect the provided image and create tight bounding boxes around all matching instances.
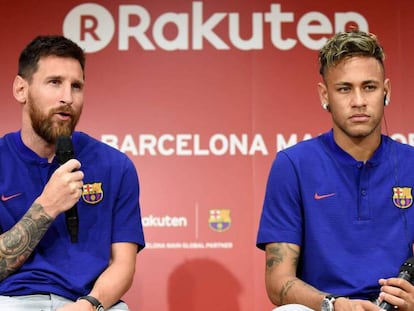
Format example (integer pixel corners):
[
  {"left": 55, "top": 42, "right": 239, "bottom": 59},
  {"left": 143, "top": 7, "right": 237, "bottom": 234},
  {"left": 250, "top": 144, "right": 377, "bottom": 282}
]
[
  {"left": 379, "top": 257, "right": 414, "bottom": 311},
  {"left": 55, "top": 135, "right": 79, "bottom": 243}
]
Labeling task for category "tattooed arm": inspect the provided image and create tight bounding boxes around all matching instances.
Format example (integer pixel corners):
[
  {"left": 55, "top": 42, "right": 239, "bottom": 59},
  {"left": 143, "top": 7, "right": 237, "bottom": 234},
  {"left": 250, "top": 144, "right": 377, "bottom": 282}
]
[
  {"left": 265, "top": 242, "right": 325, "bottom": 309},
  {"left": 265, "top": 243, "right": 383, "bottom": 311},
  {"left": 0, "top": 159, "right": 84, "bottom": 281},
  {"left": 0, "top": 203, "right": 54, "bottom": 280}
]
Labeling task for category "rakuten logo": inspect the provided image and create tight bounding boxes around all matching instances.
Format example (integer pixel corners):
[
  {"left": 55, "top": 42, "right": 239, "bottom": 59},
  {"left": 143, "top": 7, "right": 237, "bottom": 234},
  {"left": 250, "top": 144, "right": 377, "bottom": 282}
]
[{"left": 63, "top": 2, "right": 368, "bottom": 53}]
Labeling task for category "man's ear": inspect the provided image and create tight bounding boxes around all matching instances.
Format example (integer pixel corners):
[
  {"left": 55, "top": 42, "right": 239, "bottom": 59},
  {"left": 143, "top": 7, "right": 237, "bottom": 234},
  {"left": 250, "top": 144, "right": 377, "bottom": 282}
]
[
  {"left": 13, "top": 75, "right": 28, "bottom": 103},
  {"left": 318, "top": 82, "right": 330, "bottom": 111},
  {"left": 384, "top": 78, "right": 391, "bottom": 106}
]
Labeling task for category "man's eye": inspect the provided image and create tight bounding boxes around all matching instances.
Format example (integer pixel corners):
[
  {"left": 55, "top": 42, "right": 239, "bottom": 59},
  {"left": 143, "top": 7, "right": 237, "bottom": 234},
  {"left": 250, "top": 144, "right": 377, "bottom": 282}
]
[
  {"left": 365, "top": 85, "right": 376, "bottom": 91},
  {"left": 72, "top": 83, "right": 83, "bottom": 90}
]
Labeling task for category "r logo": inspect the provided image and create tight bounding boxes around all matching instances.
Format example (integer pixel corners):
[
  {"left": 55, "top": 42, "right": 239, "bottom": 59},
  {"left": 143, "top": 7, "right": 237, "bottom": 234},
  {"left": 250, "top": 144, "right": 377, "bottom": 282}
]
[{"left": 63, "top": 3, "right": 114, "bottom": 53}]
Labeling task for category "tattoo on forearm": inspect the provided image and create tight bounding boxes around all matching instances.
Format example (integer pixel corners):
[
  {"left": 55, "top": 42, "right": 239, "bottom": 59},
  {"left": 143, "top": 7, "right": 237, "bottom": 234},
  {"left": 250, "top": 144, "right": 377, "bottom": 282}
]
[
  {"left": 0, "top": 203, "right": 53, "bottom": 280},
  {"left": 280, "top": 279, "right": 297, "bottom": 305},
  {"left": 266, "top": 244, "right": 284, "bottom": 270},
  {"left": 280, "top": 278, "right": 322, "bottom": 305},
  {"left": 287, "top": 244, "right": 299, "bottom": 267},
  {"left": 266, "top": 243, "right": 299, "bottom": 271}
]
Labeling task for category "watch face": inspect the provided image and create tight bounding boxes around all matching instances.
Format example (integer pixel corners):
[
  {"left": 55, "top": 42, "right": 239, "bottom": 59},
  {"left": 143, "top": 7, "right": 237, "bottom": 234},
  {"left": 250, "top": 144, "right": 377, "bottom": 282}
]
[
  {"left": 321, "top": 298, "right": 333, "bottom": 311},
  {"left": 97, "top": 306, "right": 104, "bottom": 311}
]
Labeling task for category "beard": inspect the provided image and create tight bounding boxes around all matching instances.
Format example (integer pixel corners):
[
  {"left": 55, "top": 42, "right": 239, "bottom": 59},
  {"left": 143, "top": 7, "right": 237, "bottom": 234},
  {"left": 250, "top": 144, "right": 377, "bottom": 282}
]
[{"left": 28, "top": 93, "right": 81, "bottom": 144}]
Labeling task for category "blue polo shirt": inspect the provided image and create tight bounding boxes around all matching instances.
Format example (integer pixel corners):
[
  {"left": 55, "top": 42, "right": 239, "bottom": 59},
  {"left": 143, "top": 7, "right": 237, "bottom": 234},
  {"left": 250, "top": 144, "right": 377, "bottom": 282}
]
[
  {"left": 257, "top": 130, "right": 414, "bottom": 299},
  {"left": 0, "top": 131, "right": 145, "bottom": 300}
]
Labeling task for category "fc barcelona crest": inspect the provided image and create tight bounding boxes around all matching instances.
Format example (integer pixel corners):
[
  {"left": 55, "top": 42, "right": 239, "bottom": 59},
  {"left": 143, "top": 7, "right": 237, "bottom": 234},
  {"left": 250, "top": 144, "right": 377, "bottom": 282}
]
[
  {"left": 392, "top": 187, "right": 413, "bottom": 209},
  {"left": 82, "top": 182, "right": 104, "bottom": 204},
  {"left": 208, "top": 209, "right": 231, "bottom": 232}
]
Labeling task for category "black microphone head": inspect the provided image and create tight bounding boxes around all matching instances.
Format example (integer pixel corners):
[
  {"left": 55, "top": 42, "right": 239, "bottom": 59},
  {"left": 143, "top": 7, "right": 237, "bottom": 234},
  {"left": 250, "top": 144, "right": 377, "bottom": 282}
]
[
  {"left": 400, "top": 257, "right": 414, "bottom": 278},
  {"left": 55, "top": 135, "right": 75, "bottom": 165}
]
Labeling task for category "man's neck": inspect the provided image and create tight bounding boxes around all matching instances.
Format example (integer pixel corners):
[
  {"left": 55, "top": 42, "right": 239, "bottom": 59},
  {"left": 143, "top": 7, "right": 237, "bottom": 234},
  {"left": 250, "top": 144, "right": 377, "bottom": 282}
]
[
  {"left": 333, "top": 130, "right": 382, "bottom": 162},
  {"left": 20, "top": 127, "right": 56, "bottom": 162}
]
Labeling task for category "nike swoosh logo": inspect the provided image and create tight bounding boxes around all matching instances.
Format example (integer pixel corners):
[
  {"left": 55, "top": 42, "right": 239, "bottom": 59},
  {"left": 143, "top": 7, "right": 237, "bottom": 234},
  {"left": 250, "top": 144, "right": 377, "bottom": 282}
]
[
  {"left": 1, "top": 193, "right": 22, "bottom": 201},
  {"left": 314, "top": 192, "right": 336, "bottom": 200}
]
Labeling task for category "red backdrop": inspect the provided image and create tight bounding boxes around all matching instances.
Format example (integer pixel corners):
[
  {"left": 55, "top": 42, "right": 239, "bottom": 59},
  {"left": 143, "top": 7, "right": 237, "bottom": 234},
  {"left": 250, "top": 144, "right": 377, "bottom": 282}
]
[{"left": 1, "top": 1, "right": 414, "bottom": 310}]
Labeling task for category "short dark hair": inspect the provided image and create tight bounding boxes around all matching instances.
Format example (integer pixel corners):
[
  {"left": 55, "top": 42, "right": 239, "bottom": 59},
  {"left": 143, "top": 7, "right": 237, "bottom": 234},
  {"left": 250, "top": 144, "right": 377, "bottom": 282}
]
[
  {"left": 319, "top": 30, "right": 385, "bottom": 78},
  {"left": 18, "top": 35, "right": 85, "bottom": 81}
]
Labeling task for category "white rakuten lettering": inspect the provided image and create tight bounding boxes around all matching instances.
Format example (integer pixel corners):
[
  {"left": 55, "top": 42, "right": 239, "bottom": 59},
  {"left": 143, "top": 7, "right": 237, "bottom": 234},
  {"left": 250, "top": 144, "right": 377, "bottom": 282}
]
[
  {"left": 335, "top": 12, "right": 368, "bottom": 34},
  {"left": 119, "top": 5, "right": 155, "bottom": 50},
  {"left": 192, "top": 2, "right": 228, "bottom": 50},
  {"left": 264, "top": 4, "right": 295, "bottom": 50},
  {"left": 110, "top": 2, "right": 369, "bottom": 51},
  {"left": 296, "top": 11, "right": 368, "bottom": 49},
  {"left": 229, "top": 12, "right": 263, "bottom": 50},
  {"left": 153, "top": 12, "right": 189, "bottom": 51},
  {"left": 142, "top": 215, "right": 188, "bottom": 227},
  {"left": 297, "top": 12, "right": 331, "bottom": 50}
]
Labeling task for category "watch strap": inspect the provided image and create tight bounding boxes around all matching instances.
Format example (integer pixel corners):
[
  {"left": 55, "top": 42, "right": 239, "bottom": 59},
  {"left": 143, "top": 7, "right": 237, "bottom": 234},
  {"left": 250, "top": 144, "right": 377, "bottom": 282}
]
[{"left": 78, "top": 295, "right": 104, "bottom": 310}]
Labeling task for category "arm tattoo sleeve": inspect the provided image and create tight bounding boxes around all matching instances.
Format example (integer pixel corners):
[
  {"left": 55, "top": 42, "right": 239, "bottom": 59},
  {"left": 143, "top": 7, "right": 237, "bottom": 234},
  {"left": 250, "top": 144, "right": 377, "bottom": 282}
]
[
  {"left": 266, "top": 243, "right": 301, "bottom": 304},
  {"left": 266, "top": 244, "right": 284, "bottom": 270},
  {"left": 280, "top": 278, "right": 297, "bottom": 305},
  {"left": 0, "top": 203, "right": 54, "bottom": 280},
  {"left": 266, "top": 243, "right": 299, "bottom": 271}
]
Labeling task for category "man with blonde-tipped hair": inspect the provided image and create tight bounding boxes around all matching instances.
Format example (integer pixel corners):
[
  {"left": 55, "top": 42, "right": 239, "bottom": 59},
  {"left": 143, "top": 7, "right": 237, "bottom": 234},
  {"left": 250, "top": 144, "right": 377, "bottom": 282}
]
[{"left": 257, "top": 30, "right": 414, "bottom": 311}]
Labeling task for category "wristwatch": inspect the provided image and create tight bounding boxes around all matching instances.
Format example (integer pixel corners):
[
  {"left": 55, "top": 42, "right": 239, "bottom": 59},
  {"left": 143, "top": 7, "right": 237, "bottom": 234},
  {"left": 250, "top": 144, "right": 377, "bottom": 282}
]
[
  {"left": 78, "top": 295, "right": 105, "bottom": 311},
  {"left": 321, "top": 294, "right": 338, "bottom": 311}
]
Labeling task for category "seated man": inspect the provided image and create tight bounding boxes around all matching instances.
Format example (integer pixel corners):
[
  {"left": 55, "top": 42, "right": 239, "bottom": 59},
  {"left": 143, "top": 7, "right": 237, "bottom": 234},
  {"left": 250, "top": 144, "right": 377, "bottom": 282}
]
[
  {"left": 257, "top": 30, "right": 414, "bottom": 311},
  {"left": 0, "top": 35, "right": 145, "bottom": 311}
]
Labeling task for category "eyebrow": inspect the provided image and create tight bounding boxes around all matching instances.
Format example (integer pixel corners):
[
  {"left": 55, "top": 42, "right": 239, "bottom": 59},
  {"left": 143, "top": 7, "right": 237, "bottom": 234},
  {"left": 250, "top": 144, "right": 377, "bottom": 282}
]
[
  {"left": 335, "top": 79, "right": 380, "bottom": 86},
  {"left": 47, "top": 75, "right": 84, "bottom": 85}
]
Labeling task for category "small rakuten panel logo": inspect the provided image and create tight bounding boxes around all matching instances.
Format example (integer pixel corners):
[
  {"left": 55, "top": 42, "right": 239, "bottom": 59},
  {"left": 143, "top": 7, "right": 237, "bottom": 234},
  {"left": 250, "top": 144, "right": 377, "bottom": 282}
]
[{"left": 63, "top": 2, "right": 368, "bottom": 53}]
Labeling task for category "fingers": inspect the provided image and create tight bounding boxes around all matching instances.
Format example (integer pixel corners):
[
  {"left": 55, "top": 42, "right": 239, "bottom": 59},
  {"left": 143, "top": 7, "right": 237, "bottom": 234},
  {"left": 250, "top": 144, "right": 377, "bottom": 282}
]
[
  {"left": 57, "top": 159, "right": 84, "bottom": 186},
  {"left": 380, "top": 277, "right": 411, "bottom": 291},
  {"left": 60, "top": 158, "right": 82, "bottom": 172},
  {"left": 379, "top": 278, "right": 413, "bottom": 310},
  {"left": 37, "top": 159, "right": 84, "bottom": 217},
  {"left": 378, "top": 291, "right": 402, "bottom": 308}
]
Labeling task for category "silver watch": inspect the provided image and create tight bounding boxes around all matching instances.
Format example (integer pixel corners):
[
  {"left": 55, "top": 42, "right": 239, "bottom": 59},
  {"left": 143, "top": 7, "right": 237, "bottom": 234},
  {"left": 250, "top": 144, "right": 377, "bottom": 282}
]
[{"left": 321, "top": 294, "right": 338, "bottom": 311}]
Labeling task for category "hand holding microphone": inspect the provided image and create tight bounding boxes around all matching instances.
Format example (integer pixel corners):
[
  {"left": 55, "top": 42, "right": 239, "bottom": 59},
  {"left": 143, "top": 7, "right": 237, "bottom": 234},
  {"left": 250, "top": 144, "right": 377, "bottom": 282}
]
[
  {"left": 35, "top": 136, "right": 83, "bottom": 242},
  {"left": 37, "top": 159, "right": 83, "bottom": 215},
  {"left": 378, "top": 257, "right": 414, "bottom": 311}
]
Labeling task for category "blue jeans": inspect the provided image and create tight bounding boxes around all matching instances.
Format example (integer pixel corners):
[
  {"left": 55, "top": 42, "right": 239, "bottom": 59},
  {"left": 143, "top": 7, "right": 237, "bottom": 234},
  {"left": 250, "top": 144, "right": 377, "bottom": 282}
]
[{"left": 0, "top": 294, "right": 129, "bottom": 311}]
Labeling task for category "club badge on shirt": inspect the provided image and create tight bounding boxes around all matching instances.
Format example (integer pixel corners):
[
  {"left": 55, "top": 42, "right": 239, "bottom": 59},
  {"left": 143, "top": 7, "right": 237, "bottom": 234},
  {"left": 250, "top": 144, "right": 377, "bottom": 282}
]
[
  {"left": 82, "top": 182, "right": 104, "bottom": 204},
  {"left": 393, "top": 187, "right": 413, "bottom": 209}
]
